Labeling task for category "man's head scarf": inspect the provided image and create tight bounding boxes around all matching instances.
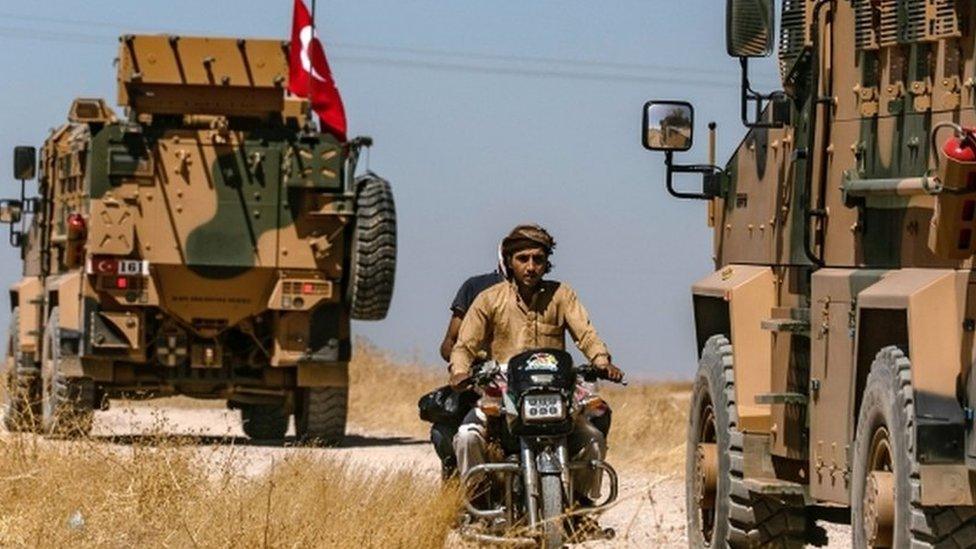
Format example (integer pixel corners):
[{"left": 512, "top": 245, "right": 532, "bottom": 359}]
[{"left": 501, "top": 224, "right": 556, "bottom": 258}]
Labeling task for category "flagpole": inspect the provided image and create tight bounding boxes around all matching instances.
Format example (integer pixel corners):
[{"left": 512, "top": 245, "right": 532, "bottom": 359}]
[{"left": 310, "top": 0, "right": 317, "bottom": 132}]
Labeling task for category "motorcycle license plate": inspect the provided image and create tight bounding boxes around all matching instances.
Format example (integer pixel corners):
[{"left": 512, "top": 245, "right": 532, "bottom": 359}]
[{"left": 522, "top": 394, "right": 565, "bottom": 421}]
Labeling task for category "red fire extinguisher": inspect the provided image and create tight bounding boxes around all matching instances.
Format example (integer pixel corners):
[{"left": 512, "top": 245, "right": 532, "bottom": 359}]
[{"left": 943, "top": 127, "right": 976, "bottom": 163}]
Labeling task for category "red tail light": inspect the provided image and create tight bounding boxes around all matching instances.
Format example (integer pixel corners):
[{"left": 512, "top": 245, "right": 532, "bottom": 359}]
[
  {"left": 116, "top": 276, "right": 129, "bottom": 289},
  {"left": 67, "top": 213, "right": 87, "bottom": 237}
]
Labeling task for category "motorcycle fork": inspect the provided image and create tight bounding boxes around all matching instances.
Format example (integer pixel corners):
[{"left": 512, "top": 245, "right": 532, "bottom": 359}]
[
  {"left": 504, "top": 470, "right": 515, "bottom": 528},
  {"left": 557, "top": 443, "right": 572, "bottom": 503},
  {"left": 520, "top": 441, "right": 540, "bottom": 527}
]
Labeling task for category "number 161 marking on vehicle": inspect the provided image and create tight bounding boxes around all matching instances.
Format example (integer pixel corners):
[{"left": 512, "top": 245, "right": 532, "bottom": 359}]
[{"left": 85, "top": 257, "right": 149, "bottom": 276}]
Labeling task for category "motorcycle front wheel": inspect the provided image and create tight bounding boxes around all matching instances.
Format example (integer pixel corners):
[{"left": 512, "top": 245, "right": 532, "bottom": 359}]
[{"left": 539, "top": 473, "right": 565, "bottom": 548}]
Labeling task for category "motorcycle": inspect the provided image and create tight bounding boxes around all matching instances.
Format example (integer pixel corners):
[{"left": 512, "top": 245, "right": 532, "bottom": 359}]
[{"left": 458, "top": 348, "right": 623, "bottom": 547}]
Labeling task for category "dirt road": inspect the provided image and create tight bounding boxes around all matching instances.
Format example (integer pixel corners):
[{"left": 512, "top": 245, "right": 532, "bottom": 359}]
[{"left": 91, "top": 402, "right": 851, "bottom": 547}]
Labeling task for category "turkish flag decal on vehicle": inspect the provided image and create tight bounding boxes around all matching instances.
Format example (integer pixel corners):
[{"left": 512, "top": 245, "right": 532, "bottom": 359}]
[{"left": 288, "top": 0, "right": 347, "bottom": 141}]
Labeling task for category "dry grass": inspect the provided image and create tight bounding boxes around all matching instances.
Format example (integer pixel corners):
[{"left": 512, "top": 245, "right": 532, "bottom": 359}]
[
  {"left": 348, "top": 340, "right": 444, "bottom": 439},
  {"left": 0, "top": 340, "right": 690, "bottom": 546},
  {"left": 348, "top": 339, "right": 690, "bottom": 475},
  {"left": 601, "top": 382, "right": 690, "bottom": 474},
  {"left": 0, "top": 429, "right": 459, "bottom": 547}
]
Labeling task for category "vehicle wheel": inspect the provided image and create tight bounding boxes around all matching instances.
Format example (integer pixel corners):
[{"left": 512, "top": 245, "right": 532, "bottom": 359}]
[
  {"left": 40, "top": 307, "right": 94, "bottom": 437},
  {"left": 348, "top": 173, "right": 396, "bottom": 321},
  {"left": 295, "top": 386, "right": 347, "bottom": 446},
  {"left": 3, "top": 307, "right": 41, "bottom": 432},
  {"left": 240, "top": 403, "right": 289, "bottom": 441},
  {"left": 852, "top": 346, "right": 976, "bottom": 547},
  {"left": 686, "top": 335, "right": 806, "bottom": 548},
  {"left": 540, "top": 473, "right": 565, "bottom": 548}
]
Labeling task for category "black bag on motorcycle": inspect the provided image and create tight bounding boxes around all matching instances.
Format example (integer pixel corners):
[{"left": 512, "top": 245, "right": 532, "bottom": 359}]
[{"left": 418, "top": 386, "right": 478, "bottom": 425}]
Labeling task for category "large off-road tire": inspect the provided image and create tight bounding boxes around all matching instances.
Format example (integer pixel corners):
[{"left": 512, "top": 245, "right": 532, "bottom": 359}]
[
  {"left": 686, "top": 335, "right": 806, "bottom": 548},
  {"left": 295, "top": 386, "right": 348, "bottom": 445},
  {"left": 852, "top": 347, "right": 976, "bottom": 547},
  {"left": 240, "top": 403, "right": 289, "bottom": 441},
  {"left": 540, "top": 473, "right": 566, "bottom": 548},
  {"left": 348, "top": 173, "right": 396, "bottom": 321},
  {"left": 3, "top": 307, "right": 41, "bottom": 432},
  {"left": 40, "top": 308, "right": 95, "bottom": 437}
]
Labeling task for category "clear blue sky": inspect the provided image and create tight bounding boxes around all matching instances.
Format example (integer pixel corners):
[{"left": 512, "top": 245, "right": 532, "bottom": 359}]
[{"left": 0, "top": 1, "right": 780, "bottom": 378}]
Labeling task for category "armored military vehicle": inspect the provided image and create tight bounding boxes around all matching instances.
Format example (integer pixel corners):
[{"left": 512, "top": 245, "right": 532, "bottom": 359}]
[
  {"left": 0, "top": 34, "right": 396, "bottom": 444},
  {"left": 644, "top": 1, "right": 976, "bottom": 546}
]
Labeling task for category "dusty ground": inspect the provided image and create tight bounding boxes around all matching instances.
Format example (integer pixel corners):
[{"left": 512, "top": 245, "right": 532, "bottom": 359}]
[{"left": 89, "top": 401, "right": 853, "bottom": 548}]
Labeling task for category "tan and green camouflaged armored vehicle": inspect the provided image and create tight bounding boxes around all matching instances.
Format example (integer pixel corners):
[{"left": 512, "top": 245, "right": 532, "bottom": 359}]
[
  {"left": 644, "top": 1, "right": 976, "bottom": 546},
  {"left": 0, "top": 35, "right": 396, "bottom": 444}
]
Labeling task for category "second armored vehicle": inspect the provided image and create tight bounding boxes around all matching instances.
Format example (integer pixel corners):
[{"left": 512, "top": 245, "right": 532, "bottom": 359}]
[{"left": 2, "top": 34, "right": 397, "bottom": 444}]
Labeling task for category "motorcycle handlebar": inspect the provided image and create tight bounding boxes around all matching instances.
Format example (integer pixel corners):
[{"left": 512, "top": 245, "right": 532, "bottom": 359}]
[
  {"left": 576, "top": 364, "right": 627, "bottom": 385},
  {"left": 461, "top": 362, "right": 626, "bottom": 387},
  {"left": 466, "top": 361, "right": 500, "bottom": 387}
]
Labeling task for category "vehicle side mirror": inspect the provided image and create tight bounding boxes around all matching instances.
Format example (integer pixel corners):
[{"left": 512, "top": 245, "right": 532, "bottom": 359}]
[
  {"left": 642, "top": 100, "right": 723, "bottom": 201},
  {"left": 13, "top": 146, "right": 36, "bottom": 181},
  {"left": 0, "top": 200, "right": 23, "bottom": 224},
  {"left": 727, "top": 0, "right": 775, "bottom": 58},
  {"left": 642, "top": 101, "right": 694, "bottom": 152}
]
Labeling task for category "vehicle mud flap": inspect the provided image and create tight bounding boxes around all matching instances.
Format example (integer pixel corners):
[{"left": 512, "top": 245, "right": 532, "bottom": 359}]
[{"left": 56, "top": 329, "right": 83, "bottom": 378}]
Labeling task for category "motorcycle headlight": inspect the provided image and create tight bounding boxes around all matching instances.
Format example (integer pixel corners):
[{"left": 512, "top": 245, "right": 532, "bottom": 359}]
[{"left": 522, "top": 393, "right": 565, "bottom": 422}]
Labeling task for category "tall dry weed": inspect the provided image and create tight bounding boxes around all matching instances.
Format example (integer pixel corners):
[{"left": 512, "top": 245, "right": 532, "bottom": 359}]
[
  {"left": 348, "top": 339, "right": 442, "bottom": 439},
  {"left": 601, "top": 382, "right": 691, "bottom": 475},
  {"left": 0, "top": 423, "right": 458, "bottom": 547},
  {"left": 0, "top": 338, "right": 690, "bottom": 545}
]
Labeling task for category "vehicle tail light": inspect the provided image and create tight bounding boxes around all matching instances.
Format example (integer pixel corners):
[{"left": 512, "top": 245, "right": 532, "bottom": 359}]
[
  {"left": 66, "top": 213, "right": 87, "bottom": 267},
  {"left": 67, "top": 213, "right": 87, "bottom": 237},
  {"left": 116, "top": 276, "right": 129, "bottom": 289}
]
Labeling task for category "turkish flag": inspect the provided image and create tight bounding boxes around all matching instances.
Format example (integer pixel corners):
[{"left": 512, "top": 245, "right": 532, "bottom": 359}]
[{"left": 288, "top": 0, "right": 347, "bottom": 141}]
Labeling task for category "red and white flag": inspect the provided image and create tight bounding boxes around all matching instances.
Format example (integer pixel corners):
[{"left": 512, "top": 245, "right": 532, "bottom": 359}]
[{"left": 288, "top": 0, "right": 347, "bottom": 141}]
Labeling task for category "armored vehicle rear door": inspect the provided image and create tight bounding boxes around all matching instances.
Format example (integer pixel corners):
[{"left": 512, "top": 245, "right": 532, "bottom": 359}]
[{"left": 178, "top": 138, "right": 281, "bottom": 269}]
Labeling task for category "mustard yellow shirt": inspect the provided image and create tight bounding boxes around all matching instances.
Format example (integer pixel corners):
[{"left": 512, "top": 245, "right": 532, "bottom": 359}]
[{"left": 449, "top": 280, "right": 610, "bottom": 376}]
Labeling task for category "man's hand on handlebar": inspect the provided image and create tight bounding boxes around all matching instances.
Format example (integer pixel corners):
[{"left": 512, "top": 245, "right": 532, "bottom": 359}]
[
  {"left": 592, "top": 356, "right": 624, "bottom": 383},
  {"left": 600, "top": 363, "right": 625, "bottom": 383}
]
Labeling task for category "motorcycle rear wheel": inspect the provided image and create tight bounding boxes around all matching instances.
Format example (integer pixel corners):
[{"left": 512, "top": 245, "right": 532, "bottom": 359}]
[{"left": 539, "top": 473, "right": 565, "bottom": 548}]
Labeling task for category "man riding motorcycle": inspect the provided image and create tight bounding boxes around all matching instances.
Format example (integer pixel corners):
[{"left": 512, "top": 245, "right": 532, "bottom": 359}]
[{"left": 449, "top": 223, "right": 623, "bottom": 505}]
